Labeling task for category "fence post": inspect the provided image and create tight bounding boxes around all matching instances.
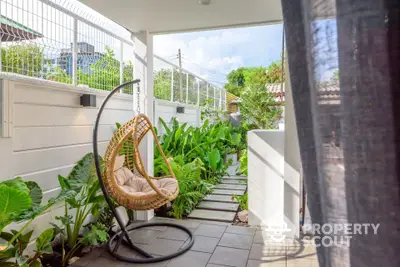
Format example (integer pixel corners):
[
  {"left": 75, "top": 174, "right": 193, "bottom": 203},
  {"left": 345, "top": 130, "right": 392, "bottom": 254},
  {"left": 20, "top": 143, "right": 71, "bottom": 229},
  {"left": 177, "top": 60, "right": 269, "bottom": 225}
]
[
  {"left": 213, "top": 86, "right": 216, "bottom": 109},
  {"left": 224, "top": 90, "right": 227, "bottom": 111},
  {"left": 197, "top": 80, "right": 200, "bottom": 106},
  {"left": 219, "top": 89, "right": 222, "bottom": 109},
  {"left": 72, "top": 17, "right": 78, "bottom": 86},
  {"left": 119, "top": 40, "right": 123, "bottom": 92},
  {"left": 170, "top": 69, "right": 174, "bottom": 102},
  {"left": 186, "top": 73, "right": 189, "bottom": 104},
  {"left": 206, "top": 83, "right": 209, "bottom": 102}
]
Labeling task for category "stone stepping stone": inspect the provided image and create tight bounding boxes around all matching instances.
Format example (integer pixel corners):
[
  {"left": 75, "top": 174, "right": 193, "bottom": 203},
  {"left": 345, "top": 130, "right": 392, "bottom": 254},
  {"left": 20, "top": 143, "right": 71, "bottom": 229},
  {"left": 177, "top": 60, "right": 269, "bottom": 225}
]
[
  {"left": 188, "top": 209, "right": 236, "bottom": 222},
  {"left": 204, "top": 194, "right": 238, "bottom": 203},
  {"left": 215, "top": 184, "right": 247, "bottom": 190},
  {"left": 222, "top": 175, "right": 247, "bottom": 180},
  {"left": 212, "top": 189, "right": 245, "bottom": 196},
  {"left": 221, "top": 178, "right": 247, "bottom": 185},
  {"left": 197, "top": 201, "right": 239, "bottom": 212}
]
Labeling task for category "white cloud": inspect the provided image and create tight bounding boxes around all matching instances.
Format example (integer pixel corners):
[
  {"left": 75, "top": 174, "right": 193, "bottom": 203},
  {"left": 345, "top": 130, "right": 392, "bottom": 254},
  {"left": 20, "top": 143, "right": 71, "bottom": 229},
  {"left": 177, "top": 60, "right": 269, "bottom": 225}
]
[{"left": 154, "top": 29, "right": 250, "bottom": 84}]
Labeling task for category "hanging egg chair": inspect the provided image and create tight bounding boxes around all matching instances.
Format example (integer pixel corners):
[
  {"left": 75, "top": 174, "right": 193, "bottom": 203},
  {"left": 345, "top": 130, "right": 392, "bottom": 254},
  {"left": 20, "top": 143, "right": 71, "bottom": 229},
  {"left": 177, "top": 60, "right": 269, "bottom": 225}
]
[{"left": 93, "top": 80, "right": 194, "bottom": 263}]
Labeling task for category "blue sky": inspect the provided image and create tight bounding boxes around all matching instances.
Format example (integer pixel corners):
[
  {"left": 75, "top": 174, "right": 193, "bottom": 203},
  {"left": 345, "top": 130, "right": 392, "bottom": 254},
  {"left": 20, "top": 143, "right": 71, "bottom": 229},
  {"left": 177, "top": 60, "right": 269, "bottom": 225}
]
[
  {"left": 154, "top": 19, "right": 339, "bottom": 85},
  {"left": 154, "top": 24, "right": 284, "bottom": 86}
]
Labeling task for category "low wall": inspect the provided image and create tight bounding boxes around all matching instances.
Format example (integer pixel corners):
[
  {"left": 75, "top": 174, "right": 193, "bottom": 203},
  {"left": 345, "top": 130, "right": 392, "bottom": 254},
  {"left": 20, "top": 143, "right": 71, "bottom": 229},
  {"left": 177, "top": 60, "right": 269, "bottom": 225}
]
[
  {"left": 248, "top": 130, "right": 285, "bottom": 228},
  {"left": 247, "top": 129, "right": 300, "bottom": 238},
  {"left": 153, "top": 99, "right": 201, "bottom": 134},
  {"left": 0, "top": 76, "right": 134, "bottom": 239},
  {"left": 0, "top": 76, "right": 204, "bottom": 240}
]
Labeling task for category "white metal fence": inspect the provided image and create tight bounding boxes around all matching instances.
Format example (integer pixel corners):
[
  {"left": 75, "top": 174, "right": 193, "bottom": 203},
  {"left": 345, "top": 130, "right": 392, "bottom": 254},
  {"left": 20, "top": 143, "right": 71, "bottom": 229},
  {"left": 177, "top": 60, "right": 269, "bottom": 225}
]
[
  {"left": 0, "top": 0, "right": 226, "bottom": 107},
  {"left": 154, "top": 55, "right": 226, "bottom": 110}
]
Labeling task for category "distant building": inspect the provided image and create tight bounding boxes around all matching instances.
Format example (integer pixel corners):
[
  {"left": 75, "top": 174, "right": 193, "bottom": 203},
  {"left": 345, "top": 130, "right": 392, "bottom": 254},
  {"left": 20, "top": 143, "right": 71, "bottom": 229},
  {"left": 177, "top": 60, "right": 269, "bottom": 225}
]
[
  {"left": 54, "top": 42, "right": 105, "bottom": 75},
  {"left": 317, "top": 82, "right": 341, "bottom": 146}
]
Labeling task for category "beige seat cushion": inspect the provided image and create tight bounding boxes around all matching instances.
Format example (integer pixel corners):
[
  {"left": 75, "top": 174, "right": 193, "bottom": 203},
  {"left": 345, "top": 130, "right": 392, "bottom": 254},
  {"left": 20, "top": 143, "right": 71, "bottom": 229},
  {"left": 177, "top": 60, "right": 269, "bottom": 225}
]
[{"left": 113, "top": 155, "right": 178, "bottom": 196}]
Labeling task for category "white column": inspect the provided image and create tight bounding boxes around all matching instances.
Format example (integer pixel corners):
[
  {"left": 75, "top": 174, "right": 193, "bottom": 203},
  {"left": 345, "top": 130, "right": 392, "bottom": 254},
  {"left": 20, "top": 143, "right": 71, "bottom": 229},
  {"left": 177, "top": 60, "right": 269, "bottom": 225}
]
[
  {"left": 133, "top": 31, "right": 155, "bottom": 221},
  {"left": 119, "top": 40, "right": 124, "bottom": 88}
]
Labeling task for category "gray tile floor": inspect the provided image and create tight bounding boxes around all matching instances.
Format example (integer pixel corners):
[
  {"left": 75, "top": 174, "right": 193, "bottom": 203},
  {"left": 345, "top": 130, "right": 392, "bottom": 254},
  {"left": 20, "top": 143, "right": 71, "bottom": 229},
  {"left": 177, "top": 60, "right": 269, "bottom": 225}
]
[{"left": 74, "top": 217, "right": 318, "bottom": 267}]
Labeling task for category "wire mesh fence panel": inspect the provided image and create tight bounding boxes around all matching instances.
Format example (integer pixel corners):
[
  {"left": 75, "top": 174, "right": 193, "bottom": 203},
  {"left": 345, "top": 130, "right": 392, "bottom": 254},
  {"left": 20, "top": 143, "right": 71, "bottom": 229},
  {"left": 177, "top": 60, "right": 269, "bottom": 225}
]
[
  {"left": 172, "top": 67, "right": 181, "bottom": 102},
  {"left": 121, "top": 42, "right": 134, "bottom": 94},
  {"left": 49, "top": 0, "right": 131, "bottom": 42},
  {"left": 187, "top": 74, "right": 198, "bottom": 104},
  {"left": 222, "top": 90, "right": 227, "bottom": 111},
  {"left": 182, "top": 71, "right": 188, "bottom": 103},
  {"left": 207, "top": 84, "right": 215, "bottom": 107},
  {"left": 215, "top": 88, "right": 221, "bottom": 109},
  {"left": 0, "top": 0, "right": 74, "bottom": 82},
  {"left": 154, "top": 56, "right": 173, "bottom": 101},
  {"left": 0, "top": 0, "right": 227, "bottom": 106},
  {"left": 76, "top": 20, "right": 121, "bottom": 91},
  {"left": 199, "top": 80, "right": 208, "bottom": 106}
]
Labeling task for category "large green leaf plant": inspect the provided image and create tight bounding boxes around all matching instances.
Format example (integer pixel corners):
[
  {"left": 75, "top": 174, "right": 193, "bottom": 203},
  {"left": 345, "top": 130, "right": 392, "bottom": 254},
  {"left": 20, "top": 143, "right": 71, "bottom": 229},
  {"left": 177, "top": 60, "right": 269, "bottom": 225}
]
[
  {"left": 0, "top": 178, "right": 56, "bottom": 266},
  {"left": 52, "top": 153, "right": 108, "bottom": 267},
  {"left": 152, "top": 116, "right": 246, "bottom": 218}
]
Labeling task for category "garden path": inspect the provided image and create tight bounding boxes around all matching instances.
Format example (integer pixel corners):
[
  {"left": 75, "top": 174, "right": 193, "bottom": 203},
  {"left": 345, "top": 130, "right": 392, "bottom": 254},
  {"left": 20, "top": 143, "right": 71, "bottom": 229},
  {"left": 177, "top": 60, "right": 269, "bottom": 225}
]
[{"left": 188, "top": 163, "right": 247, "bottom": 222}]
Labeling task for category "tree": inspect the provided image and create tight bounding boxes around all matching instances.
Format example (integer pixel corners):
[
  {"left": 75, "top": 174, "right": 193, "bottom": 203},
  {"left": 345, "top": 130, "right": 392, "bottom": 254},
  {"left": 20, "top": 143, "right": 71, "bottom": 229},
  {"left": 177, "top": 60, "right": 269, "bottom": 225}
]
[
  {"left": 239, "top": 83, "right": 283, "bottom": 129},
  {"left": 224, "top": 61, "right": 284, "bottom": 97},
  {"left": 331, "top": 69, "right": 339, "bottom": 82},
  {"left": 1, "top": 43, "right": 44, "bottom": 77},
  {"left": 154, "top": 68, "right": 172, "bottom": 100},
  {"left": 153, "top": 68, "right": 198, "bottom": 103}
]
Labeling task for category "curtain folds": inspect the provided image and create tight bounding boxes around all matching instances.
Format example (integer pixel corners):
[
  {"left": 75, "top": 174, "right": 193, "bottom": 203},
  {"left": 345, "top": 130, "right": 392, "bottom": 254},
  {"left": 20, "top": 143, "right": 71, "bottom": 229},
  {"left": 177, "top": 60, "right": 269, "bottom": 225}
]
[{"left": 281, "top": 0, "right": 400, "bottom": 266}]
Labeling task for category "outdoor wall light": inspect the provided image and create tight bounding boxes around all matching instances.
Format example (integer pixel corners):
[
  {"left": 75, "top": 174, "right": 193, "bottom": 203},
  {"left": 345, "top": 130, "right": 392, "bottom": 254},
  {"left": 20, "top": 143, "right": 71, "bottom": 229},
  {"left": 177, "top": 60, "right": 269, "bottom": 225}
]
[
  {"left": 80, "top": 94, "right": 96, "bottom": 107},
  {"left": 198, "top": 0, "right": 211, "bottom": 5},
  {"left": 177, "top": 106, "right": 185, "bottom": 114}
]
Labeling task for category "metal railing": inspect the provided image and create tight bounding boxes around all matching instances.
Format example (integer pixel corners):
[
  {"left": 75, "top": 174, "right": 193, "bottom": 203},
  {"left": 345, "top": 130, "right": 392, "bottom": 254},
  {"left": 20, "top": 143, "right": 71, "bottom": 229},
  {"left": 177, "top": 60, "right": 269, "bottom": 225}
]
[
  {"left": 0, "top": 0, "right": 226, "bottom": 108},
  {"left": 154, "top": 55, "right": 226, "bottom": 110}
]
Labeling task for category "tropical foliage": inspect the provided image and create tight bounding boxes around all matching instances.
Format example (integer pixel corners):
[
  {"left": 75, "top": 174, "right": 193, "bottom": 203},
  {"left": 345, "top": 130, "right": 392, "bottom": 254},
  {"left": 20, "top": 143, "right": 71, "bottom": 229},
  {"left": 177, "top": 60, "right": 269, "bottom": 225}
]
[
  {"left": 53, "top": 153, "right": 108, "bottom": 267},
  {"left": 154, "top": 116, "right": 243, "bottom": 218},
  {"left": 239, "top": 149, "right": 248, "bottom": 176},
  {"left": 239, "top": 83, "right": 283, "bottom": 129},
  {"left": 0, "top": 152, "right": 113, "bottom": 267},
  {"left": 167, "top": 157, "right": 214, "bottom": 219},
  {"left": 233, "top": 193, "right": 248, "bottom": 211},
  {"left": 0, "top": 178, "right": 57, "bottom": 266}
]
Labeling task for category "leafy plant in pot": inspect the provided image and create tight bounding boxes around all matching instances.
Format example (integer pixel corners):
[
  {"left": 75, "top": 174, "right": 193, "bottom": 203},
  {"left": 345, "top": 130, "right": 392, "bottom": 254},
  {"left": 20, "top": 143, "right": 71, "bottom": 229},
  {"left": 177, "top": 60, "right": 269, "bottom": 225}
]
[
  {"left": 49, "top": 153, "right": 108, "bottom": 267},
  {"left": 0, "top": 178, "right": 56, "bottom": 266}
]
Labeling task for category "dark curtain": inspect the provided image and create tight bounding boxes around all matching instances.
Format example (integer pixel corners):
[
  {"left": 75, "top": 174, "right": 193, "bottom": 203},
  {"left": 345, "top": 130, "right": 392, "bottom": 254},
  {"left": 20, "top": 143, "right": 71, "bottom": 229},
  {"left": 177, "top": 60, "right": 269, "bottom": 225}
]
[{"left": 281, "top": 0, "right": 400, "bottom": 266}]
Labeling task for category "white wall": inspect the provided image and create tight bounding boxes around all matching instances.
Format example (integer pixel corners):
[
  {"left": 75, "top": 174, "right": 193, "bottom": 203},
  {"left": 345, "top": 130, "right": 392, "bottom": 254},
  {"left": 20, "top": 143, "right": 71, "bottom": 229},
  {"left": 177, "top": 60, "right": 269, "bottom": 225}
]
[
  {"left": 0, "top": 76, "right": 134, "bottom": 238},
  {"left": 153, "top": 98, "right": 201, "bottom": 134},
  {"left": 0, "top": 76, "right": 203, "bottom": 238},
  {"left": 248, "top": 130, "right": 285, "bottom": 228},
  {"left": 247, "top": 59, "right": 301, "bottom": 239}
]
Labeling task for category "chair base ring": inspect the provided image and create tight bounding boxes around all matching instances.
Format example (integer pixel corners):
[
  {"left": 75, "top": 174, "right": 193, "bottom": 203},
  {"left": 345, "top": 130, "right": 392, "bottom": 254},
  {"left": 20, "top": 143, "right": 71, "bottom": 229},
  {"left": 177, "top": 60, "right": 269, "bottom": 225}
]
[{"left": 107, "top": 222, "right": 194, "bottom": 263}]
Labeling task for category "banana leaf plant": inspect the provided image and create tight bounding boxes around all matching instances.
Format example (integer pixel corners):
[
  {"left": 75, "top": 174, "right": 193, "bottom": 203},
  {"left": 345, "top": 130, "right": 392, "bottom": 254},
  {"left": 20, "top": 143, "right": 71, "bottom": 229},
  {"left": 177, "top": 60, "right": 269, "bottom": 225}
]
[{"left": 0, "top": 178, "right": 58, "bottom": 266}]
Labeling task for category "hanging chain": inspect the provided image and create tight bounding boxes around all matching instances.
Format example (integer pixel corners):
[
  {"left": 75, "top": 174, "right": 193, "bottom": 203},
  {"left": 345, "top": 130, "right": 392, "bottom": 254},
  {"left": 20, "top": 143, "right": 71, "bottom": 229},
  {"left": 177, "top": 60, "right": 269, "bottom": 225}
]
[{"left": 136, "top": 82, "right": 140, "bottom": 114}]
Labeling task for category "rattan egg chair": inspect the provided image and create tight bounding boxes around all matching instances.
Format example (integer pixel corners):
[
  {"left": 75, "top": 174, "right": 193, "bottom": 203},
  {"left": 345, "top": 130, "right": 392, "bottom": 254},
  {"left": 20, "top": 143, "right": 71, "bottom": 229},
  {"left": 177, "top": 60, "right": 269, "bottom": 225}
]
[{"left": 93, "top": 80, "right": 194, "bottom": 264}]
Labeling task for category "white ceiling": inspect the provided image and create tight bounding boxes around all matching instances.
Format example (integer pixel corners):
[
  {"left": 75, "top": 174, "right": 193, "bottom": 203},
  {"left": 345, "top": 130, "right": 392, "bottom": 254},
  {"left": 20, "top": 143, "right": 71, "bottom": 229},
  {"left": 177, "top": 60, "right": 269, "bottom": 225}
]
[{"left": 79, "top": 0, "right": 283, "bottom": 34}]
